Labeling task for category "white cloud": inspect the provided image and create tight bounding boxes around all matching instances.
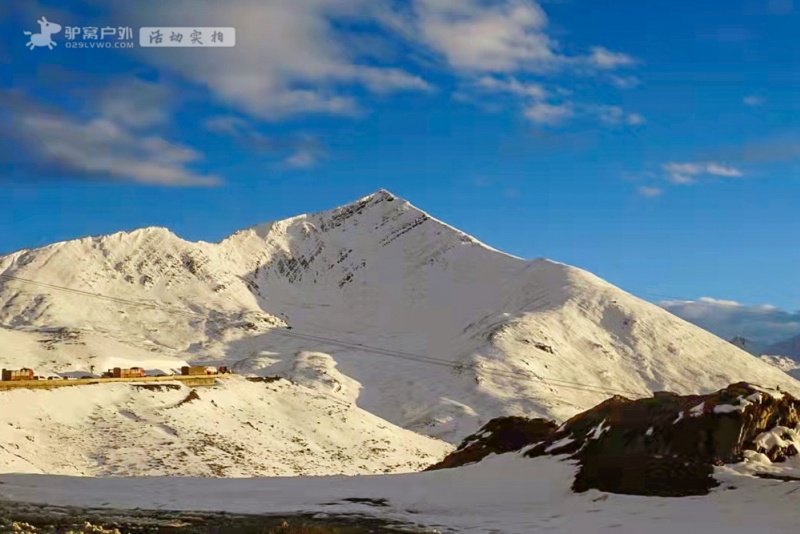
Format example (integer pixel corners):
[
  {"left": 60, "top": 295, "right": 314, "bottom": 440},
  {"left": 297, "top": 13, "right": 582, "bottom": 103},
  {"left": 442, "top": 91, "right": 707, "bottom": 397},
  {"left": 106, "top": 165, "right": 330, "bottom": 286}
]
[
  {"left": 204, "top": 115, "right": 251, "bottom": 137},
  {"left": 662, "top": 161, "right": 743, "bottom": 184},
  {"left": 410, "top": 0, "right": 635, "bottom": 75},
  {"left": 476, "top": 76, "right": 547, "bottom": 99},
  {"left": 95, "top": 79, "right": 171, "bottom": 129},
  {"left": 284, "top": 149, "right": 319, "bottom": 169},
  {"left": 668, "top": 174, "right": 696, "bottom": 185},
  {"left": 637, "top": 185, "right": 663, "bottom": 198},
  {"left": 588, "top": 46, "right": 636, "bottom": 69},
  {"left": 115, "top": 0, "right": 430, "bottom": 120},
  {"left": 592, "top": 105, "right": 645, "bottom": 126},
  {"left": 743, "top": 95, "right": 764, "bottom": 107},
  {"left": 524, "top": 101, "right": 573, "bottom": 125},
  {"left": 706, "top": 163, "right": 743, "bottom": 177},
  {"left": 661, "top": 298, "right": 800, "bottom": 349},
  {"left": 626, "top": 113, "right": 646, "bottom": 126},
  {"left": 205, "top": 115, "right": 325, "bottom": 167},
  {"left": 344, "top": 66, "right": 433, "bottom": 93},
  {"left": 16, "top": 111, "right": 218, "bottom": 186},
  {"left": 5, "top": 81, "right": 218, "bottom": 187},
  {"left": 697, "top": 297, "right": 742, "bottom": 307},
  {"left": 413, "top": 0, "right": 556, "bottom": 72},
  {"left": 111, "top": 0, "right": 637, "bottom": 127},
  {"left": 472, "top": 80, "right": 643, "bottom": 128},
  {"left": 663, "top": 162, "right": 703, "bottom": 176},
  {"left": 609, "top": 75, "right": 641, "bottom": 89}
]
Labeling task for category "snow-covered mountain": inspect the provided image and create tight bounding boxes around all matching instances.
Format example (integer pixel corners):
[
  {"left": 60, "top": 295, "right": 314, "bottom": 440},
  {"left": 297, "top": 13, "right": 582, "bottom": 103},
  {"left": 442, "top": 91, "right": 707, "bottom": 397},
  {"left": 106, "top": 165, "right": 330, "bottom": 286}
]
[
  {"left": 1, "top": 189, "right": 799, "bottom": 476},
  {"left": 762, "top": 334, "right": 800, "bottom": 361}
]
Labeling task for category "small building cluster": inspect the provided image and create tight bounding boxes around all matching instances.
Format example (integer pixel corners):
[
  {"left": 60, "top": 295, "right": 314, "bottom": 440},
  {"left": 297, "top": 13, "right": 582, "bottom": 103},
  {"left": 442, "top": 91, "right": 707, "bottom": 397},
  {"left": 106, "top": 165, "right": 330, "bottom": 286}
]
[
  {"left": 102, "top": 367, "right": 146, "bottom": 379},
  {"left": 1, "top": 368, "right": 34, "bottom": 381},
  {"left": 1, "top": 365, "right": 233, "bottom": 382},
  {"left": 181, "top": 365, "right": 229, "bottom": 376}
]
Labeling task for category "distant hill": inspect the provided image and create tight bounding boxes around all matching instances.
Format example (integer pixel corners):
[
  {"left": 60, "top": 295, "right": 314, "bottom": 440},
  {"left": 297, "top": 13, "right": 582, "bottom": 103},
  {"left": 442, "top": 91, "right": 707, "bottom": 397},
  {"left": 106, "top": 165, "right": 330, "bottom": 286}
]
[
  {"left": 728, "top": 336, "right": 762, "bottom": 355},
  {"left": 762, "top": 334, "right": 800, "bottom": 361}
]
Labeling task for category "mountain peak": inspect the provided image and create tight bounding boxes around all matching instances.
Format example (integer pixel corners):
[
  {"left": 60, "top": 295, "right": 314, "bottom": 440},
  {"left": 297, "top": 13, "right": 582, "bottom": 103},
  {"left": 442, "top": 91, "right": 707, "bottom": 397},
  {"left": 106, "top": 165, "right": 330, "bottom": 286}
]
[{"left": 369, "top": 188, "right": 397, "bottom": 201}]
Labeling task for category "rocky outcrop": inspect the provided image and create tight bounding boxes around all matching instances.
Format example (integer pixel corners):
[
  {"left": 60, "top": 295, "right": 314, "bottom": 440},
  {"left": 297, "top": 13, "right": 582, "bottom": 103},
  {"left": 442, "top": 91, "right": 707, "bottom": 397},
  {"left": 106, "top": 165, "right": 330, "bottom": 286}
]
[
  {"left": 522, "top": 382, "right": 800, "bottom": 496},
  {"left": 430, "top": 383, "right": 800, "bottom": 497},
  {"left": 425, "top": 416, "right": 558, "bottom": 471}
]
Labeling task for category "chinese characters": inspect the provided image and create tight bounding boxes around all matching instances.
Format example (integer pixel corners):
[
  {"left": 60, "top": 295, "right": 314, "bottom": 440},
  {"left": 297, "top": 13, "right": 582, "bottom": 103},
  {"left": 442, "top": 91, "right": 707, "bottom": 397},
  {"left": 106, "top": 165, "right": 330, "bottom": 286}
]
[
  {"left": 64, "top": 26, "right": 134, "bottom": 41},
  {"left": 138, "top": 27, "right": 235, "bottom": 47}
]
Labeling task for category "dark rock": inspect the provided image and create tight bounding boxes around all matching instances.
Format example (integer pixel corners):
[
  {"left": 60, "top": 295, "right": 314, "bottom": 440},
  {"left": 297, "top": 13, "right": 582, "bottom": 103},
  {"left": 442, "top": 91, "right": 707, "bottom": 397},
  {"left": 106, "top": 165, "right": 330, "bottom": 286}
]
[
  {"left": 246, "top": 376, "right": 284, "bottom": 383},
  {"left": 426, "top": 416, "right": 558, "bottom": 471},
  {"left": 432, "top": 382, "right": 800, "bottom": 498},
  {"left": 523, "top": 382, "right": 800, "bottom": 496},
  {"left": 174, "top": 389, "right": 201, "bottom": 406},
  {"left": 133, "top": 383, "right": 181, "bottom": 392}
]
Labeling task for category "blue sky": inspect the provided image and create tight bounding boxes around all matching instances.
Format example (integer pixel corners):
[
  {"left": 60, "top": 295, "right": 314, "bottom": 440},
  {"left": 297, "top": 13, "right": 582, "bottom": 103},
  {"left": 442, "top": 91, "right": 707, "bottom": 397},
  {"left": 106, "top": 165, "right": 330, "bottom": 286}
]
[{"left": 2, "top": 0, "right": 799, "bottom": 343}]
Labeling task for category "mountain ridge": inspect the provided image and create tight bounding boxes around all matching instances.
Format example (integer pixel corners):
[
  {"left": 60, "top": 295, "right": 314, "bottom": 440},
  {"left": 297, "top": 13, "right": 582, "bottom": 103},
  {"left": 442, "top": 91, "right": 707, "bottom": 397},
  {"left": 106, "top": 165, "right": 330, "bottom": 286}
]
[{"left": 1, "top": 189, "right": 799, "bottom": 452}]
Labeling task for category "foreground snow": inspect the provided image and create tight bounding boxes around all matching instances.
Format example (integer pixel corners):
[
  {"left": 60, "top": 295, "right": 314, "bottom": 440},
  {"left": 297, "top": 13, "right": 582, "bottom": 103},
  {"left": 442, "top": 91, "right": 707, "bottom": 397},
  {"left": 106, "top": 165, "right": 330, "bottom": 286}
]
[{"left": 1, "top": 453, "right": 799, "bottom": 533}]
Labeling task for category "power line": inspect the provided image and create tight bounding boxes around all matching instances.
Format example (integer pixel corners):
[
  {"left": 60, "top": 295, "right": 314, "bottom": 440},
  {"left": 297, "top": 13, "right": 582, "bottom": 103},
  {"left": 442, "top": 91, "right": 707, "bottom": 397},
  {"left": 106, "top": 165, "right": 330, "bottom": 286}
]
[
  {"left": 0, "top": 273, "right": 199, "bottom": 318},
  {"left": 0, "top": 272, "right": 648, "bottom": 398}
]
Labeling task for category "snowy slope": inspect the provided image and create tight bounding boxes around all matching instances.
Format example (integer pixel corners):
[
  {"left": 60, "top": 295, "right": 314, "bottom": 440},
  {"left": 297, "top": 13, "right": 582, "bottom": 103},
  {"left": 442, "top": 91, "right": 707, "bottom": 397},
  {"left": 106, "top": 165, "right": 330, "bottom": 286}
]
[
  {"left": 1, "top": 189, "right": 799, "bottom": 454},
  {"left": 0, "top": 377, "right": 451, "bottom": 477}
]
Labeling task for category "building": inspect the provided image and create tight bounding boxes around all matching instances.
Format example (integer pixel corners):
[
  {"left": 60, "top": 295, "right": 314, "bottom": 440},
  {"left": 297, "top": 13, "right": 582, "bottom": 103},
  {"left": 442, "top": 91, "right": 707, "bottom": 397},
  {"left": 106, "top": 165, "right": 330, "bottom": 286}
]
[
  {"left": 181, "top": 366, "right": 217, "bottom": 376},
  {"left": 109, "top": 367, "right": 146, "bottom": 378},
  {"left": 1, "top": 368, "right": 35, "bottom": 381}
]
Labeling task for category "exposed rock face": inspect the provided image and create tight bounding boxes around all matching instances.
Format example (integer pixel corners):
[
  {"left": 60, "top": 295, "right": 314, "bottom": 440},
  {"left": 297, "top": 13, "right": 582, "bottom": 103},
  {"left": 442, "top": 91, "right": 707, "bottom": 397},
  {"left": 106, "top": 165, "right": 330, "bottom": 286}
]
[
  {"left": 431, "top": 383, "right": 800, "bottom": 497},
  {"left": 523, "top": 382, "right": 800, "bottom": 496},
  {"left": 425, "top": 416, "right": 558, "bottom": 470}
]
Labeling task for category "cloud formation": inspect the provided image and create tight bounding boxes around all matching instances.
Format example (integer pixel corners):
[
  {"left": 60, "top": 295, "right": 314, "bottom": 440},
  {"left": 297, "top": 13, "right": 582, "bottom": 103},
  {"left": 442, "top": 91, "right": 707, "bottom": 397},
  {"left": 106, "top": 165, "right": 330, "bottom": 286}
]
[
  {"left": 2, "top": 82, "right": 218, "bottom": 187},
  {"left": 662, "top": 161, "right": 743, "bottom": 184},
  {"left": 587, "top": 47, "right": 636, "bottom": 69},
  {"left": 114, "top": 0, "right": 638, "bottom": 127},
  {"left": 592, "top": 105, "right": 645, "bottom": 126},
  {"left": 630, "top": 159, "right": 746, "bottom": 196},
  {"left": 524, "top": 102, "right": 573, "bottom": 125},
  {"left": 116, "top": 0, "right": 431, "bottom": 120},
  {"left": 204, "top": 115, "right": 325, "bottom": 169},
  {"left": 637, "top": 185, "right": 663, "bottom": 198},
  {"left": 418, "top": 1, "right": 641, "bottom": 127},
  {"left": 412, "top": 0, "right": 556, "bottom": 72},
  {"left": 743, "top": 95, "right": 764, "bottom": 107},
  {"left": 661, "top": 297, "right": 800, "bottom": 350},
  {"left": 469, "top": 76, "right": 642, "bottom": 127}
]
